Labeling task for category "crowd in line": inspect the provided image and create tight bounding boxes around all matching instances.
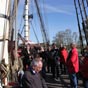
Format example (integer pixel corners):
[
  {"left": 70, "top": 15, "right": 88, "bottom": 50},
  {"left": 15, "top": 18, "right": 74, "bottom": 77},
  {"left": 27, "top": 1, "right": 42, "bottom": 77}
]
[{"left": 13, "top": 42, "right": 88, "bottom": 88}]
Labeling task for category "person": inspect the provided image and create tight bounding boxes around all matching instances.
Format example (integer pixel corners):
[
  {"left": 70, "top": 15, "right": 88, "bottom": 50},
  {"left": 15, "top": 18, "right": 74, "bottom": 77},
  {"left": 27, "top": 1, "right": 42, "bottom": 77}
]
[
  {"left": 17, "top": 46, "right": 24, "bottom": 87},
  {"left": 50, "top": 43, "right": 59, "bottom": 79},
  {"left": 66, "top": 43, "right": 79, "bottom": 88},
  {"left": 80, "top": 46, "right": 88, "bottom": 88},
  {"left": 46, "top": 45, "right": 52, "bottom": 73},
  {"left": 22, "top": 58, "right": 47, "bottom": 88},
  {"left": 38, "top": 46, "right": 47, "bottom": 79},
  {"left": 21, "top": 44, "right": 32, "bottom": 71},
  {"left": 59, "top": 46, "right": 68, "bottom": 74}
]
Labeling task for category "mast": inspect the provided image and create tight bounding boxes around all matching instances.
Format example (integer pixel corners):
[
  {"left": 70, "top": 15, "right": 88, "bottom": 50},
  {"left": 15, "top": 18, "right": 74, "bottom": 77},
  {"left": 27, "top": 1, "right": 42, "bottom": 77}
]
[
  {"left": 0, "top": 0, "right": 10, "bottom": 85},
  {"left": 24, "top": 0, "right": 29, "bottom": 41}
]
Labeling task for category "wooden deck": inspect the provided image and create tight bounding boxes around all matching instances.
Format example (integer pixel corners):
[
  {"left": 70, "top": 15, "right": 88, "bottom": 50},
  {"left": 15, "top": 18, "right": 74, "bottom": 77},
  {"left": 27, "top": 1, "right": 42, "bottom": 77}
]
[{"left": 45, "top": 73, "right": 83, "bottom": 88}]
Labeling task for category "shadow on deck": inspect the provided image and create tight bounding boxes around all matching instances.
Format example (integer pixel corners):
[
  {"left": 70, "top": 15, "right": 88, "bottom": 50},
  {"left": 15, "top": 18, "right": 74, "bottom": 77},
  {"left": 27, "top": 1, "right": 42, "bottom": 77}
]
[{"left": 45, "top": 73, "right": 83, "bottom": 88}]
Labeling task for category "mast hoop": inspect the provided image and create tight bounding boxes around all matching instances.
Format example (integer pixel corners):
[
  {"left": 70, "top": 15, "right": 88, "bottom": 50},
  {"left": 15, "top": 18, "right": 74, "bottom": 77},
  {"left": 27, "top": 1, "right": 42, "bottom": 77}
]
[{"left": 0, "top": 14, "right": 9, "bottom": 20}]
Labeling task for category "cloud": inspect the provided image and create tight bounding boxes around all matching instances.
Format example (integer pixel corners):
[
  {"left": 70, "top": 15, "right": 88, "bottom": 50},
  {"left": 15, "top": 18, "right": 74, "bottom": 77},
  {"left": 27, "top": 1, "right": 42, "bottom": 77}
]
[{"left": 40, "top": 4, "right": 74, "bottom": 15}]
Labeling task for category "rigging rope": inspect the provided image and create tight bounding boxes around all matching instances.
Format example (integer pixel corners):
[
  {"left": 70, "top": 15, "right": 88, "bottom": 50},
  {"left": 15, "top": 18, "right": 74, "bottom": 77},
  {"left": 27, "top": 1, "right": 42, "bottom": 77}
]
[
  {"left": 34, "top": 0, "right": 50, "bottom": 45},
  {"left": 30, "top": 21, "right": 40, "bottom": 44},
  {"left": 42, "top": 0, "right": 50, "bottom": 43},
  {"left": 86, "top": 0, "right": 88, "bottom": 6},
  {"left": 30, "top": 0, "right": 42, "bottom": 43},
  {"left": 18, "top": 0, "right": 25, "bottom": 33},
  {"left": 0, "top": 60, "right": 9, "bottom": 80}
]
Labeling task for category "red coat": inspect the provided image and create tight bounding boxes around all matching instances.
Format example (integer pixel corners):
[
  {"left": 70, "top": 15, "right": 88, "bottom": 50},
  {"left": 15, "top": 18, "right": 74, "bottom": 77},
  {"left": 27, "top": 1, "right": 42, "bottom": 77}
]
[
  {"left": 60, "top": 48, "right": 68, "bottom": 64},
  {"left": 67, "top": 48, "right": 79, "bottom": 73},
  {"left": 80, "top": 57, "right": 88, "bottom": 79}
]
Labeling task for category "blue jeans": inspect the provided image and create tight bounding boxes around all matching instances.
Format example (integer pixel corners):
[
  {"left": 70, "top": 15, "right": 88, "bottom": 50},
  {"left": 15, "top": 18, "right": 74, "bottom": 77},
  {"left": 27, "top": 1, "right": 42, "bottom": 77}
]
[
  {"left": 69, "top": 73, "right": 78, "bottom": 88},
  {"left": 83, "top": 79, "right": 88, "bottom": 88}
]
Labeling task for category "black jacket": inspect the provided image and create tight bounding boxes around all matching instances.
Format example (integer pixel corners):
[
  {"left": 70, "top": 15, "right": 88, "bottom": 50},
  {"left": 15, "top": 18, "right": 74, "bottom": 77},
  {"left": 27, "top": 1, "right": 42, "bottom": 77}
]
[{"left": 22, "top": 69, "right": 47, "bottom": 88}]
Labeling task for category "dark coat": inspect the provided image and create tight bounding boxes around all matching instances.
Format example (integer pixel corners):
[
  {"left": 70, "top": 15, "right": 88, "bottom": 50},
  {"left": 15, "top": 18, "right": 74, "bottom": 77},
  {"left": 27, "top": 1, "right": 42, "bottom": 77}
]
[
  {"left": 22, "top": 69, "right": 47, "bottom": 88},
  {"left": 80, "top": 57, "right": 88, "bottom": 79}
]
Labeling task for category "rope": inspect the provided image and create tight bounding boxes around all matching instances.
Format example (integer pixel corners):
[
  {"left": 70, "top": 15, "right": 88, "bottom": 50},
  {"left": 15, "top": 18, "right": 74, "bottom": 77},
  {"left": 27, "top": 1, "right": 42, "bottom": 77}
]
[
  {"left": 0, "top": 63, "right": 8, "bottom": 80},
  {"left": 30, "top": 21, "right": 40, "bottom": 44},
  {"left": 34, "top": 0, "right": 50, "bottom": 45},
  {"left": 19, "top": 1, "right": 25, "bottom": 33},
  {"left": 42, "top": 0, "right": 50, "bottom": 43}
]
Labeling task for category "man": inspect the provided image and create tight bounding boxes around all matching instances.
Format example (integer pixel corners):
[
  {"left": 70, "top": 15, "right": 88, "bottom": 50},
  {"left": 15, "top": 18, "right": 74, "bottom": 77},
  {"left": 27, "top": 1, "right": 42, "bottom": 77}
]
[
  {"left": 50, "top": 43, "right": 59, "bottom": 79},
  {"left": 22, "top": 58, "right": 47, "bottom": 88},
  {"left": 80, "top": 46, "right": 88, "bottom": 88},
  {"left": 66, "top": 43, "right": 79, "bottom": 88}
]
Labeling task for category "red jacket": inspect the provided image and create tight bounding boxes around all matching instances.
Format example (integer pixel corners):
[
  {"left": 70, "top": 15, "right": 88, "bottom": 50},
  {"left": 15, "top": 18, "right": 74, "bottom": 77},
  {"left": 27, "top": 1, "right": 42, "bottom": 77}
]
[
  {"left": 60, "top": 48, "right": 68, "bottom": 64},
  {"left": 80, "top": 57, "right": 88, "bottom": 79},
  {"left": 17, "top": 49, "right": 22, "bottom": 58},
  {"left": 67, "top": 48, "right": 79, "bottom": 73}
]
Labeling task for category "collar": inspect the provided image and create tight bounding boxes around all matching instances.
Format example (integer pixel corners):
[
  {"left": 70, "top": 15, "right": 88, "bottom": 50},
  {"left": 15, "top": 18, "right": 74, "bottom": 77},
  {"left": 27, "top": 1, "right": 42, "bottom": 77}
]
[
  {"left": 30, "top": 68, "right": 36, "bottom": 75},
  {"left": 32, "top": 70, "right": 36, "bottom": 74}
]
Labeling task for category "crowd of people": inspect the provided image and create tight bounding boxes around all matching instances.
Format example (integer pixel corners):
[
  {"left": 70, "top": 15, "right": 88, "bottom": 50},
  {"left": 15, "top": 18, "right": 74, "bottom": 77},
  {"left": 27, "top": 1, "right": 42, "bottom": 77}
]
[{"left": 12, "top": 42, "right": 88, "bottom": 88}]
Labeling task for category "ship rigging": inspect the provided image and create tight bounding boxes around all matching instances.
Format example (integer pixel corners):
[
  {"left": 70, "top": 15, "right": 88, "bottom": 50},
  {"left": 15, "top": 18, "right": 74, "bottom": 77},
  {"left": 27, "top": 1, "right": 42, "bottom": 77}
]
[
  {"left": 0, "top": 0, "right": 50, "bottom": 86},
  {"left": 0, "top": 0, "right": 88, "bottom": 87}
]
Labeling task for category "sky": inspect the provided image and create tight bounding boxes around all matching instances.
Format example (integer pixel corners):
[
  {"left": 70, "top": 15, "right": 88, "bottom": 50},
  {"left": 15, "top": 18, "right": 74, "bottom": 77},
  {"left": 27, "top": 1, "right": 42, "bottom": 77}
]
[{"left": 17, "top": 0, "right": 79, "bottom": 44}]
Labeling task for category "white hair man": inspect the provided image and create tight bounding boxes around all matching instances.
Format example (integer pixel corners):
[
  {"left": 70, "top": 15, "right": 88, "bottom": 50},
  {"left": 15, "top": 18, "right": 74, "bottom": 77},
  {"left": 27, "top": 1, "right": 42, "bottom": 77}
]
[{"left": 22, "top": 58, "right": 47, "bottom": 88}]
